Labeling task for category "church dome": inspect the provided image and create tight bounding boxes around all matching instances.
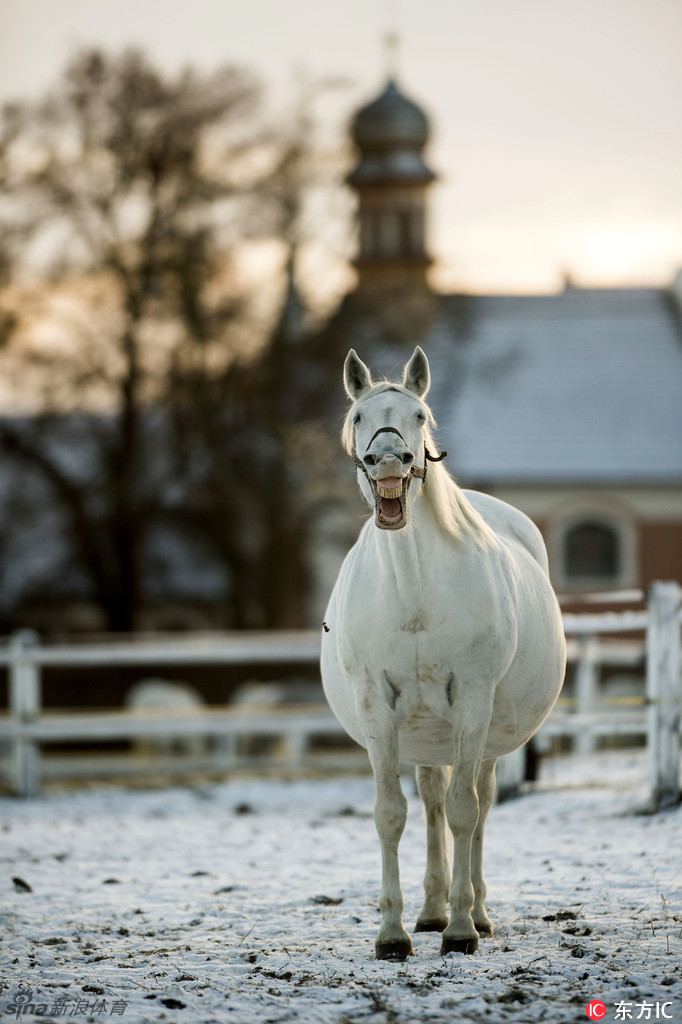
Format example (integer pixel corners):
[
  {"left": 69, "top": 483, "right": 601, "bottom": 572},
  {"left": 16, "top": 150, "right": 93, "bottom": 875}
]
[
  {"left": 349, "top": 79, "right": 435, "bottom": 186},
  {"left": 351, "top": 80, "right": 430, "bottom": 152}
]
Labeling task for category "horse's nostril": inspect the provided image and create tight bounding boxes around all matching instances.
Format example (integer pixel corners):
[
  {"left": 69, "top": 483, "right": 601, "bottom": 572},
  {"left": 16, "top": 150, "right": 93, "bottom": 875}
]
[{"left": 364, "top": 450, "right": 412, "bottom": 467}]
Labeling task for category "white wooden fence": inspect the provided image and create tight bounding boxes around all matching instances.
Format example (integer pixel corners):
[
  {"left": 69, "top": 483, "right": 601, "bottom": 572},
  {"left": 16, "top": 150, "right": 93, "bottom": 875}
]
[{"left": 0, "top": 582, "right": 680, "bottom": 808}]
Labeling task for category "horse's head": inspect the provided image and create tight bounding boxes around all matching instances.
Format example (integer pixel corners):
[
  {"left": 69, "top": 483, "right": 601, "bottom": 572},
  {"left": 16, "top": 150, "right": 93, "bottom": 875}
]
[{"left": 343, "top": 346, "right": 438, "bottom": 531}]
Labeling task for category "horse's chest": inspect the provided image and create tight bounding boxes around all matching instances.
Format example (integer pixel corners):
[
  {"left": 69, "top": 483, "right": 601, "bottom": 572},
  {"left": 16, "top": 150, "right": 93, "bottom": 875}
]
[
  {"left": 333, "top": 538, "right": 517, "bottom": 703},
  {"left": 336, "top": 558, "right": 513, "bottom": 698},
  {"left": 339, "top": 599, "right": 467, "bottom": 687}
]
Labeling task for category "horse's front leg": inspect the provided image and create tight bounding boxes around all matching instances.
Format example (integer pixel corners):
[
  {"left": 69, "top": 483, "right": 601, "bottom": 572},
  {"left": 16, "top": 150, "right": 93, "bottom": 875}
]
[
  {"left": 471, "top": 757, "right": 497, "bottom": 937},
  {"left": 415, "top": 764, "right": 450, "bottom": 934},
  {"left": 367, "top": 729, "right": 413, "bottom": 960},
  {"left": 441, "top": 707, "right": 492, "bottom": 955}
]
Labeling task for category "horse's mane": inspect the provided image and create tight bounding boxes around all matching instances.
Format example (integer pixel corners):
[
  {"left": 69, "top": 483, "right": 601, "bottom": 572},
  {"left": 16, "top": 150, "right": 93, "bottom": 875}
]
[{"left": 342, "top": 382, "right": 498, "bottom": 550}]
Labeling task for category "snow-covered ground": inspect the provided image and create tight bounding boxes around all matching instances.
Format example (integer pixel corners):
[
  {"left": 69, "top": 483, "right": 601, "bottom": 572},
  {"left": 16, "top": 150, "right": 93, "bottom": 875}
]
[{"left": 1, "top": 750, "right": 680, "bottom": 1024}]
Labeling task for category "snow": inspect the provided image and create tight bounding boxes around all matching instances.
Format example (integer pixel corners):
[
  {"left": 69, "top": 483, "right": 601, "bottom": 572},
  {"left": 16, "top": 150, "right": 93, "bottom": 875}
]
[{"left": 1, "top": 750, "right": 680, "bottom": 1024}]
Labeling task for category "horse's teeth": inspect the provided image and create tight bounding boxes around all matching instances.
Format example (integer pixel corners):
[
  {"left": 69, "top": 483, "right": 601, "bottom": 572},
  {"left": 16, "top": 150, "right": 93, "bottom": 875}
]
[{"left": 377, "top": 482, "right": 402, "bottom": 498}]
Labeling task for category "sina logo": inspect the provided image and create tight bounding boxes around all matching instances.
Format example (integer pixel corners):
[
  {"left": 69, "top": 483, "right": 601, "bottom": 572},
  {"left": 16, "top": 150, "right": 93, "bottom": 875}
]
[{"left": 6, "top": 986, "right": 49, "bottom": 1018}]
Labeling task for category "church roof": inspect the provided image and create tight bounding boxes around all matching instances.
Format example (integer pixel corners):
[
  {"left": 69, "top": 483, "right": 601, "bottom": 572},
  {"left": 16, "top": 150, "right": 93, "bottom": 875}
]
[{"left": 421, "top": 286, "right": 682, "bottom": 485}]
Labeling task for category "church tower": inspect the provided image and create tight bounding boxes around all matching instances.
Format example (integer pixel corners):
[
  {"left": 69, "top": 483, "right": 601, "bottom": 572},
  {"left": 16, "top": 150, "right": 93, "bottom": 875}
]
[{"left": 348, "top": 74, "right": 436, "bottom": 331}]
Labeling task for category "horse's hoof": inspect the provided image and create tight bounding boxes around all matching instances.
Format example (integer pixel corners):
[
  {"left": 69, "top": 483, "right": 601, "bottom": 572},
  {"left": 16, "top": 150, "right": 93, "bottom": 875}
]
[
  {"left": 375, "top": 937, "right": 414, "bottom": 961},
  {"left": 440, "top": 935, "right": 478, "bottom": 956},
  {"left": 414, "top": 918, "right": 447, "bottom": 933},
  {"left": 475, "top": 922, "right": 494, "bottom": 938}
]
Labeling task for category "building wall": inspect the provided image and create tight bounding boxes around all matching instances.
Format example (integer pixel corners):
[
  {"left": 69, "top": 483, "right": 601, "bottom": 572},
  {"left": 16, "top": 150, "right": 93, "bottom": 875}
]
[
  {"left": 491, "top": 485, "right": 682, "bottom": 594},
  {"left": 640, "top": 522, "right": 682, "bottom": 585}
]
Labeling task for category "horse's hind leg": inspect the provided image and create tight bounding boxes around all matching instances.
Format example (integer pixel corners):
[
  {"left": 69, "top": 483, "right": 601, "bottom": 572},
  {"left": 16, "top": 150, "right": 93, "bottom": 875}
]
[
  {"left": 472, "top": 758, "right": 497, "bottom": 937},
  {"left": 367, "top": 731, "right": 413, "bottom": 961},
  {"left": 415, "top": 765, "right": 450, "bottom": 934}
]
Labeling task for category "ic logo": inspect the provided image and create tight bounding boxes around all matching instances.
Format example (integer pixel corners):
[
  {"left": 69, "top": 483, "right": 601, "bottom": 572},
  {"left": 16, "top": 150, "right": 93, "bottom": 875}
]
[{"left": 586, "top": 1002, "right": 607, "bottom": 1021}]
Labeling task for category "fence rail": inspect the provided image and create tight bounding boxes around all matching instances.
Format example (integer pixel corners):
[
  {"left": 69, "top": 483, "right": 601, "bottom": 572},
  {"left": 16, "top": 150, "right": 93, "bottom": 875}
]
[
  {"left": 1, "top": 582, "right": 680, "bottom": 808},
  {"left": 0, "top": 630, "right": 322, "bottom": 668}
]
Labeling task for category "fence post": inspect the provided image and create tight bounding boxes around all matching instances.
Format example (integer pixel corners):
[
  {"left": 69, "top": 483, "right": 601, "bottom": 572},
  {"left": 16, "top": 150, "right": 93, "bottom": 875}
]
[
  {"left": 575, "top": 634, "right": 599, "bottom": 755},
  {"left": 8, "top": 630, "right": 42, "bottom": 797},
  {"left": 646, "top": 582, "right": 682, "bottom": 811}
]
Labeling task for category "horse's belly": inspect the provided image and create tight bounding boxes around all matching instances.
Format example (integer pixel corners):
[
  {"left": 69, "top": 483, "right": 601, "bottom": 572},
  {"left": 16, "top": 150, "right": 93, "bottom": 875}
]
[{"left": 398, "top": 705, "right": 454, "bottom": 766}]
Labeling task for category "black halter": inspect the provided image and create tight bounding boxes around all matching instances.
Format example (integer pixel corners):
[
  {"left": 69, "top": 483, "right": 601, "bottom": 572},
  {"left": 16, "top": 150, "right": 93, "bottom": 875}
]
[{"left": 353, "top": 426, "right": 447, "bottom": 485}]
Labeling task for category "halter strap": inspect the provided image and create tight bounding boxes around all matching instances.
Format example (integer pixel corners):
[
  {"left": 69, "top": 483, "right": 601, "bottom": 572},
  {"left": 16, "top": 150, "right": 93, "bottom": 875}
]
[{"left": 365, "top": 426, "right": 408, "bottom": 450}]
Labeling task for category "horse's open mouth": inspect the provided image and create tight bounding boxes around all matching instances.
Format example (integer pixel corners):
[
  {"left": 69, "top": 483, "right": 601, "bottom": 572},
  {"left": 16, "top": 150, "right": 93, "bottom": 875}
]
[{"left": 373, "top": 476, "right": 409, "bottom": 530}]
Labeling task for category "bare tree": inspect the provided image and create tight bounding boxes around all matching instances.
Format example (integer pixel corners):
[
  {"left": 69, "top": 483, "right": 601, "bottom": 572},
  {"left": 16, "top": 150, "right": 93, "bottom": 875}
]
[{"left": 0, "top": 49, "right": 278, "bottom": 631}]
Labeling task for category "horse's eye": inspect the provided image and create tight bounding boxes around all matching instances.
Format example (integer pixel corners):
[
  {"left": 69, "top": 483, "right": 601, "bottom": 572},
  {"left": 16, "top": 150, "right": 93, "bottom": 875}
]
[
  {"left": 416, "top": 411, "right": 425, "bottom": 423},
  {"left": 353, "top": 413, "right": 361, "bottom": 426}
]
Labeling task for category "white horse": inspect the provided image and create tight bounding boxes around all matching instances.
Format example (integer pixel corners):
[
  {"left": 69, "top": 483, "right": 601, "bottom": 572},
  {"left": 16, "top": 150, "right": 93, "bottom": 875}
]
[{"left": 321, "top": 347, "right": 566, "bottom": 960}]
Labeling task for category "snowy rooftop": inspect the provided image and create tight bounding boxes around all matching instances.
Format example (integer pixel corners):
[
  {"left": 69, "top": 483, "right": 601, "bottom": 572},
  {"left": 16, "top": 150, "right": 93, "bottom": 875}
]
[{"left": 423, "top": 287, "right": 682, "bottom": 485}]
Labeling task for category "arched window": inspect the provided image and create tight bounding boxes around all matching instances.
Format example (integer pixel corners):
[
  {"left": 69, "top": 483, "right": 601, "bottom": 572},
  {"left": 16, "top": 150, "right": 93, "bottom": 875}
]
[
  {"left": 549, "top": 504, "right": 637, "bottom": 592},
  {"left": 564, "top": 520, "right": 620, "bottom": 581}
]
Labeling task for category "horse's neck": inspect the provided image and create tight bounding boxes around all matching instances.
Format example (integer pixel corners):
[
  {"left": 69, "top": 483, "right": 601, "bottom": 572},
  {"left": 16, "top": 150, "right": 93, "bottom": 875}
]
[{"left": 368, "top": 492, "right": 453, "bottom": 597}]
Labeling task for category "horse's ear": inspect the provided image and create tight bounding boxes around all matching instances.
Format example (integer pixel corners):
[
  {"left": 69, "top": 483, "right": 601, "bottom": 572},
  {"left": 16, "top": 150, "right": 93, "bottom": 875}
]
[
  {"left": 402, "top": 346, "right": 430, "bottom": 398},
  {"left": 344, "top": 349, "right": 372, "bottom": 399}
]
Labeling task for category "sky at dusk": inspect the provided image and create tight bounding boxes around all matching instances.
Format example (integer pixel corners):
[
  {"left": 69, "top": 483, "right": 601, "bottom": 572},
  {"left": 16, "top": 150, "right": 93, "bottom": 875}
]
[{"left": 1, "top": 0, "right": 681, "bottom": 295}]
